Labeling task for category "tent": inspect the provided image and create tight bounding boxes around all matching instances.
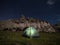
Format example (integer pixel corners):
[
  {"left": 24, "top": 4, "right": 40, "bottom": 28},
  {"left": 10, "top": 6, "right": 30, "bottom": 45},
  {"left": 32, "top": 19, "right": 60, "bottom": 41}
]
[{"left": 23, "top": 27, "right": 39, "bottom": 38}]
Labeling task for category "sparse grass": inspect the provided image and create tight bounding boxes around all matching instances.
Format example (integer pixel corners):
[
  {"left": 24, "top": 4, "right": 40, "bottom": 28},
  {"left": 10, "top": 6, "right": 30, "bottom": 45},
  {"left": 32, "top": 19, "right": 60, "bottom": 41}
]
[{"left": 0, "top": 31, "right": 60, "bottom": 45}]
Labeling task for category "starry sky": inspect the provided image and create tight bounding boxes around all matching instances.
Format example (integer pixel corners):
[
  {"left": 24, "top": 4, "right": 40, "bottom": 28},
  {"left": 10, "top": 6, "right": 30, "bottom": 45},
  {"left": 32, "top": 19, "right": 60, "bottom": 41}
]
[{"left": 0, "top": 0, "right": 60, "bottom": 24}]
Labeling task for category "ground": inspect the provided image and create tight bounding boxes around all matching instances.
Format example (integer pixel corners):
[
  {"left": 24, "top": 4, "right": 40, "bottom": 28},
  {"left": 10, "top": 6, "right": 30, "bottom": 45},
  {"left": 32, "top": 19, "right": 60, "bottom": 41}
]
[{"left": 0, "top": 31, "right": 60, "bottom": 45}]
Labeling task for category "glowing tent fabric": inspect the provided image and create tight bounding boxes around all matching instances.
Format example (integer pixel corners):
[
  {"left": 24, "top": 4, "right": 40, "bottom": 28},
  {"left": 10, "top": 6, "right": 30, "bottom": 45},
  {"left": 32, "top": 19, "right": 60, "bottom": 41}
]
[{"left": 24, "top": 27, "right": 39, "bottom": 38}]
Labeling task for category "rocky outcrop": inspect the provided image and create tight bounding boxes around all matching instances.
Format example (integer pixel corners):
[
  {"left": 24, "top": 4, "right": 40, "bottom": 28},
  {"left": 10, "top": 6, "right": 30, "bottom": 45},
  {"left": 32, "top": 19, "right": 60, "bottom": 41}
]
[{"left": 0, "top": 15, "right": 56, "bottom": 32}]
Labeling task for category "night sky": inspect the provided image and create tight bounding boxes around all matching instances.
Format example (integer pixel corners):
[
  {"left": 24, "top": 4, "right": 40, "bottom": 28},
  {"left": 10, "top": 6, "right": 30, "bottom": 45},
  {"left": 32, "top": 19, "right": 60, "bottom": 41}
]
[{"left": 0, "top": 0, "right": 60, "bottom": 24}]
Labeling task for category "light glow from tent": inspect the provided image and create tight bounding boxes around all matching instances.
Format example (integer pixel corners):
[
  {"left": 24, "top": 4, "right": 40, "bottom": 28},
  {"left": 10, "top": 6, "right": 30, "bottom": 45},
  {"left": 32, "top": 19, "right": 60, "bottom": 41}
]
[{"left": 25, "top": 27, "right": 39, "bottom": 37}]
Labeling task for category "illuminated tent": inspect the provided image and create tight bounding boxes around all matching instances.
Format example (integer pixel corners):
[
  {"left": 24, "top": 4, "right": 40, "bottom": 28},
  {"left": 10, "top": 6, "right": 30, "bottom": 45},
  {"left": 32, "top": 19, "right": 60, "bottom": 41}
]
[{"left": 23, "top": 27, "right": 39, "bottom": 38}]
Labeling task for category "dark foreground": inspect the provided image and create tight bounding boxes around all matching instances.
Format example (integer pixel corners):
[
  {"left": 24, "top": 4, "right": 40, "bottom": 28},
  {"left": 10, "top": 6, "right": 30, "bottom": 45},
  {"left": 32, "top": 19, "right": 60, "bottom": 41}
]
[{"left": 0, "top": 31, "right": 60, "bottom": 45}]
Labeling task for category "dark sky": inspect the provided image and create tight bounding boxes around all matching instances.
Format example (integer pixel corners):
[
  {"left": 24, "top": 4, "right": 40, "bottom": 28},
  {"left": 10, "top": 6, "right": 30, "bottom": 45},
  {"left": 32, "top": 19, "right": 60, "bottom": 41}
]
[{"left": 0, "top": 0, "right": 60, "bottom": 24}]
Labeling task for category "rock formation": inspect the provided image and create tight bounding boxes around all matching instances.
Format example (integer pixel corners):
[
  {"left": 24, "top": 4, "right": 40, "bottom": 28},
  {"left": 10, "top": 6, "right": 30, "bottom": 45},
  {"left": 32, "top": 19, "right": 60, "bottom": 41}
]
[{"left": 0, "top": 15, "right": 55, "bottom": 32}]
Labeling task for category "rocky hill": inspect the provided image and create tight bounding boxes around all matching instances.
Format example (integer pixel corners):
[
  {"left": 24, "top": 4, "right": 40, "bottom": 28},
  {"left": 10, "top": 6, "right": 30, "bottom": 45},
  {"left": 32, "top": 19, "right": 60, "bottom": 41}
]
[{"left": 0, "top": 15, "right": 56, "bottom": 32}]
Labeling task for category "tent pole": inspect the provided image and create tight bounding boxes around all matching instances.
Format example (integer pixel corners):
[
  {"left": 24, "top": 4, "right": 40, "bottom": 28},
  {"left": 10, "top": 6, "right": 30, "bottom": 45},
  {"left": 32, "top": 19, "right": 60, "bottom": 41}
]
[{"left": 30, "top": 26, "right": 31, "bottom": 38}]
